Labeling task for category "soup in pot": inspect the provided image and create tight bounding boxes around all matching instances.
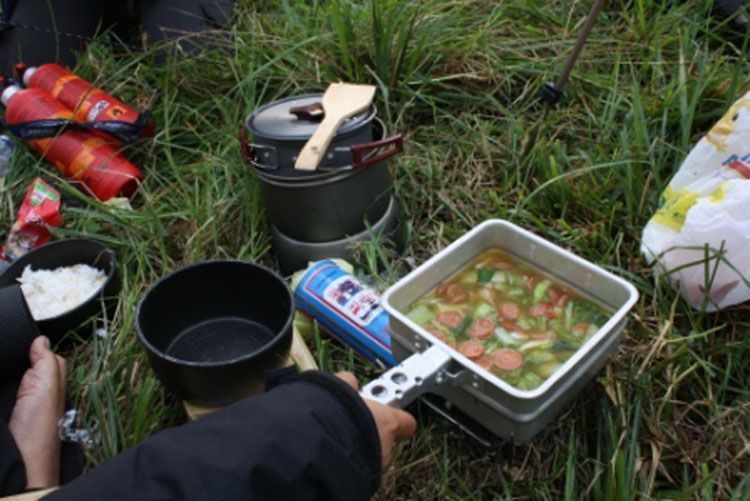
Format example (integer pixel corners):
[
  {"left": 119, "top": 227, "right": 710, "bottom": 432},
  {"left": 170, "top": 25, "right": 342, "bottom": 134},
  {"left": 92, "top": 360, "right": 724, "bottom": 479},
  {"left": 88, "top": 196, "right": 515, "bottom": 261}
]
[{"left": 405, "top": 248, "right": 611, "bottom": 391}]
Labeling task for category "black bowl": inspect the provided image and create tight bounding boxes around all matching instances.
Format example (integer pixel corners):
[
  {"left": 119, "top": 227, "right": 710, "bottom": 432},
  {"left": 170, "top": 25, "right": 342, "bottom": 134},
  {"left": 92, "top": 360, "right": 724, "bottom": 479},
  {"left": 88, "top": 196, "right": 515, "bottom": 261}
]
[
  {"left": 0, "top": 284, "right": 41, "bottom": 382},
  {"left": 0, "top": 239, "right": 119, "bottom": 345},
  {"left": 136, "top": 260, "right": 294, "bottom": 406}
]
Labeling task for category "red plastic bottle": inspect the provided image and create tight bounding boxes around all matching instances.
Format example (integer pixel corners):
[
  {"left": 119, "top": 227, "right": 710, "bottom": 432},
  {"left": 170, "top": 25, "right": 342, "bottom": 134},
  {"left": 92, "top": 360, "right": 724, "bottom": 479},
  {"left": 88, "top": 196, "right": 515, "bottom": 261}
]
[
  {"left": 19, "top": 63, "right": 154, "bottom": 138},
  {"left": 1, "top": 84, "right": 144, "bottom": 200}
]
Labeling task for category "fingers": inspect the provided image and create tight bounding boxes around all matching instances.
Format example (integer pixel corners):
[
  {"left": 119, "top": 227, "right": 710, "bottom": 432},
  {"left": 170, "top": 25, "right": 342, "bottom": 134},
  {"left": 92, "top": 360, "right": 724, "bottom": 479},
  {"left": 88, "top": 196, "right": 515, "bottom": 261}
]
[
  {"left": 21, "top": 337, "right": 66, "bottom": 400},
  {"left": 391, "top": 408, "right": 417, "bottom": 439},
  {"left": 335, "top": 371, "right": 359, "bottom": 391},
  {"left": 28, "top": 336, "right": 52, "bottom": 366}
]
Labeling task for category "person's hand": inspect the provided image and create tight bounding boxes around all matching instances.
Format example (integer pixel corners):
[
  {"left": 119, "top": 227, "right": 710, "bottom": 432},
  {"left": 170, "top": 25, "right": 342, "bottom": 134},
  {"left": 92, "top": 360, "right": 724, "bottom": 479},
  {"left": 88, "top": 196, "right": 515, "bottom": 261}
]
[
  {"left": 335, "top": 372, "right": 417, "bottom": 469},
  {"left": 9, "top": 336, "right": 66, "bottom": 489}
]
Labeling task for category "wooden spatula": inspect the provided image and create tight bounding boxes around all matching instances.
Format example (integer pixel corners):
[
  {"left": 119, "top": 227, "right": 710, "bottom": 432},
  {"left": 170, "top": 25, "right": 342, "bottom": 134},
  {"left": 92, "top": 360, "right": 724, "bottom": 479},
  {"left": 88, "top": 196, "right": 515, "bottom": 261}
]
[{"left": 294, "top": 82, "right": 376, "bottom": 171}]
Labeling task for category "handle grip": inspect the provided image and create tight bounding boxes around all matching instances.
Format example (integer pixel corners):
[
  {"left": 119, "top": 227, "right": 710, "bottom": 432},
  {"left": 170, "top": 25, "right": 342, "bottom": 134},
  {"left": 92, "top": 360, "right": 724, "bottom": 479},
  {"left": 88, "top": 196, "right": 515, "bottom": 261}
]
[
  {"left": 360, "top": 345, "right": 453, "bottom": 408},
  {"left": 351, "top": 134, "right": 403, "bottom": 169},
  {"left": 239, "top": 128, "right": 252, "bottom": 163}
]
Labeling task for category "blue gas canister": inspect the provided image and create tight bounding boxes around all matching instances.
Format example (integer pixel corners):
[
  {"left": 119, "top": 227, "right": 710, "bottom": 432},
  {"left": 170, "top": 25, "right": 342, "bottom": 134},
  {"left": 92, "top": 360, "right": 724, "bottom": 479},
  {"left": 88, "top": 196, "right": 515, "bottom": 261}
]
[{"left": 293, "top": 260, "right": 397, "bottom": 367}]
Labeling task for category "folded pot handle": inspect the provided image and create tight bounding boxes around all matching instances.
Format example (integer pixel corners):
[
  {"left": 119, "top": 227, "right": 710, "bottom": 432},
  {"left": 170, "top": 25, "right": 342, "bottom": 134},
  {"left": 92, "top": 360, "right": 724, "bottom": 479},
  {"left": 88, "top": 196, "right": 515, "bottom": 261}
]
[
  {"left": 351, "top": 134, "right": 404, "bottom": 170},
  {"left": 239, "top": 128, "right": 280, "bottom": 169},
  {"left": 360, "top": 344, "right": 453, "bottom": 408},
  {"left": 239, "top": 128, "right": 252, "bottom": 164}
]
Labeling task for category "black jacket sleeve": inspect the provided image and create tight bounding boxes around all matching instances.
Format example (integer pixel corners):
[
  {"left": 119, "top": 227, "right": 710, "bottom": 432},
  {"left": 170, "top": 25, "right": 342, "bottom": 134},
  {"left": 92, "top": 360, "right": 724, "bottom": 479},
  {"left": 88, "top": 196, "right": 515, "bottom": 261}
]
[
  {"left": 46, "top": 370, "right": 382, "bottom": 501},
  {"left": 0, "top": 421, "right": 27, "bottom": 495}
]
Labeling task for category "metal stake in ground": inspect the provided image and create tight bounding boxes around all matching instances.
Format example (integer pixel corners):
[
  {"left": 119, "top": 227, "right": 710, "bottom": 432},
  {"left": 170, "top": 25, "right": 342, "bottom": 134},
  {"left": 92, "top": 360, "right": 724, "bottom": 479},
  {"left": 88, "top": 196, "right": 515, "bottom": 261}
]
[
  {"left": 540, "top": 0, "right": 608, "bottom": 106},
  {"left": 519, "top": 0, "right": 608, "bottom": 159}
]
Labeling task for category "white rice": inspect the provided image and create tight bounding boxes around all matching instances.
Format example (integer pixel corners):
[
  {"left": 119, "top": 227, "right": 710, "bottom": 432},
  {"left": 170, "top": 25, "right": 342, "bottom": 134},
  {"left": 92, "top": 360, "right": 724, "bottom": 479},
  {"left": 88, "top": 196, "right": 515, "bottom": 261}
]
[{"left": 18, "top": 264, "right": 107, "bottom": 320}]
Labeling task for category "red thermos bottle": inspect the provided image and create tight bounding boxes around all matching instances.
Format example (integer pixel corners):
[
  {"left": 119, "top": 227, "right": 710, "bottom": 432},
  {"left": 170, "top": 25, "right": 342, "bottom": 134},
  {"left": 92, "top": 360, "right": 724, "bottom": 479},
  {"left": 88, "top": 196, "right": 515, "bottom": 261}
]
[
  {"left": 20, "top": 63, "right": 154, "bottom": 138},
  {"left": 1, "top": 85, "right": 144, "bottom": 200}
]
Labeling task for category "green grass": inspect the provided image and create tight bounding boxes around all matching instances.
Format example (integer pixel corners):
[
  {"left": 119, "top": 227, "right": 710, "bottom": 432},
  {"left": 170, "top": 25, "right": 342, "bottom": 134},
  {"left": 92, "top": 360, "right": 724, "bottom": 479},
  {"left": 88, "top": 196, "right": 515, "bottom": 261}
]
[{"left": 2, "top": 0, "right": 750, "bottom": 498}]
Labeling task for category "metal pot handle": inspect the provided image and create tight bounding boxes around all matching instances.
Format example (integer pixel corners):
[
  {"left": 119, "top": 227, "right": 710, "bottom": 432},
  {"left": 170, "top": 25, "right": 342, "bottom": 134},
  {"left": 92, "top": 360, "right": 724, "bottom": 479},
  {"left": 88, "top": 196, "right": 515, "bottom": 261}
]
[
  {"left": 239, "top": 128, "right": 280, "bottom": 169},
  {"left": 360, "top": 345, "right": 454, "bottom": 408},
  {"left": 239, "top": 128, "right": 252, "bottom": 163},
  {"left": 351, "top": 134, "right": 404, "bottom": 170}
]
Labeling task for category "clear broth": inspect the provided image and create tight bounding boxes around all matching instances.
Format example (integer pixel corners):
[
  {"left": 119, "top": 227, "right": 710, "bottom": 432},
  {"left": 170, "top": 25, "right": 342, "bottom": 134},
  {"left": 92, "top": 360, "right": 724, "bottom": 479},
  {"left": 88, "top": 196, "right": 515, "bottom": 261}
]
[{"left": 405, "top": 248, "right": 611, "bottom": 390}]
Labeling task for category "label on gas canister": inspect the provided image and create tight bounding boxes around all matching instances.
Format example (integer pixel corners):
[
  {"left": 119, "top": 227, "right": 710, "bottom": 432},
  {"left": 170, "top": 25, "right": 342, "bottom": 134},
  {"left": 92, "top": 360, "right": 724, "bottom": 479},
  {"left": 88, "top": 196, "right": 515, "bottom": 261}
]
[{"left": 295, "top": 261, "right": 397, "bottom": 367}]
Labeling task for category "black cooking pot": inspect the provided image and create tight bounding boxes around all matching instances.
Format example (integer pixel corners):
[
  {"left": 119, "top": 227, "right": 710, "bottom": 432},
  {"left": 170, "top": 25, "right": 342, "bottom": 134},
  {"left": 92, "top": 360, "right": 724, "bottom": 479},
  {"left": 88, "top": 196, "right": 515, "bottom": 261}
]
[
  {"left": 136, "top": 261, "right": 294, "bottom": 406},
  {"left": 245, "top": 93, "right": 383, "bottom": 171},
  {"left": 242, "top": 116, "right": 402, "bottom": 242},
  {"left": 0, "top": 239, "right": 119, "bottom": 345}
]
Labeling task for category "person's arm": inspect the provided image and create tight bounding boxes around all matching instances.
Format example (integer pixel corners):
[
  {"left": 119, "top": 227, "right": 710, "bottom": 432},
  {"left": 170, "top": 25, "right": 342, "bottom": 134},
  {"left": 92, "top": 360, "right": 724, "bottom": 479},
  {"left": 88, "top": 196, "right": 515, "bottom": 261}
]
[{"left": 46, "top": 370, "right": 389, "bottom": 501}]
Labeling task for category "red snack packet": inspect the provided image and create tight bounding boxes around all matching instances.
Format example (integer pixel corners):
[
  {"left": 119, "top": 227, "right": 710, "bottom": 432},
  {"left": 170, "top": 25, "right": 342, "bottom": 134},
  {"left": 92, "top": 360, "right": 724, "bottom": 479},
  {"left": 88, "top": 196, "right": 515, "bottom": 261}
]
[{"left": 1, "top": 177, "right": 61, "bottom": 261}]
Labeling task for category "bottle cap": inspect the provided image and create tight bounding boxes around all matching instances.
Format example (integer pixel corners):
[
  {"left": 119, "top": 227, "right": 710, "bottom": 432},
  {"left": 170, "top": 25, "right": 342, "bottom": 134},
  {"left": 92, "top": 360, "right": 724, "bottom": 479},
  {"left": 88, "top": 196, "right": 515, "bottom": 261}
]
[{"left": 1, "top": 86, "right": 20, "bottom": 107}]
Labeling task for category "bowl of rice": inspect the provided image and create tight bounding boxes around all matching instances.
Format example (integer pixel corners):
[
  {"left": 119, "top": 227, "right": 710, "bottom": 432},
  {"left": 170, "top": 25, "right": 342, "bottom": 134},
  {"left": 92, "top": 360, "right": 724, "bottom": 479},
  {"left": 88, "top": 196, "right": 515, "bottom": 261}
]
[{"left": 0, "top": 239, "right": 119, "bottom": 345}]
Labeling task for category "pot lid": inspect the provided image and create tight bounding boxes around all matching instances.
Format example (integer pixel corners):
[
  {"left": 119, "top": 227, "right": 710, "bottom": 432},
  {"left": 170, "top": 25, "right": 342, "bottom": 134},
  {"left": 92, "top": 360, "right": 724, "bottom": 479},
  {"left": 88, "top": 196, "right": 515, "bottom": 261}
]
[{"left": 246, "top": 93, "right": 376, "bottom": 141}]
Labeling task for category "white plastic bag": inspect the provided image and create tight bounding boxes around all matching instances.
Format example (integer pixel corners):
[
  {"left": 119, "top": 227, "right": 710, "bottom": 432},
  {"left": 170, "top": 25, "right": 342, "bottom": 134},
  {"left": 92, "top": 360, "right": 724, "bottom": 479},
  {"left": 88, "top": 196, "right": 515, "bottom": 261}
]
[{"left": 641, "top": 91, "right": 750, "bottom": 311}]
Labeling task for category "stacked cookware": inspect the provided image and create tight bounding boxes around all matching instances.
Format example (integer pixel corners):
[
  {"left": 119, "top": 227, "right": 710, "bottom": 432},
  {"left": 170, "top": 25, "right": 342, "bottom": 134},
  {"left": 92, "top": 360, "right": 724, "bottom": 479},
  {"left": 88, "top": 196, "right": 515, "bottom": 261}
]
[{"left": 241, "top": 94, "right": 406, "bottom": 274}]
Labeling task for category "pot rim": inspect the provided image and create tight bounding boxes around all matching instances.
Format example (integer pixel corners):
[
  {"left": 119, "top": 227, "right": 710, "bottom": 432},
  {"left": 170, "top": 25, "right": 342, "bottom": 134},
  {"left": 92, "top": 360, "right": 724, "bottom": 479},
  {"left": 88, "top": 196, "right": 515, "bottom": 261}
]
[
  {"left": 250, "top": 118, "right": 389, "bottom": 183},
  {"left": 136, "top": 260, "right": 295, "bottom": 368}
]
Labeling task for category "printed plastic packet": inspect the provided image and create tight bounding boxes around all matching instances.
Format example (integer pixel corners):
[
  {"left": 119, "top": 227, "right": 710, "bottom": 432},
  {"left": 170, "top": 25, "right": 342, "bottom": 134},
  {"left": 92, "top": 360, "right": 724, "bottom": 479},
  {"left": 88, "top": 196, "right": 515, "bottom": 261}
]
[
  {"left": 641, "top": 91, "right": 750, "bottom": 311},
  {"left": 1, "top": 177, "right": 61, "bottom": 261}
]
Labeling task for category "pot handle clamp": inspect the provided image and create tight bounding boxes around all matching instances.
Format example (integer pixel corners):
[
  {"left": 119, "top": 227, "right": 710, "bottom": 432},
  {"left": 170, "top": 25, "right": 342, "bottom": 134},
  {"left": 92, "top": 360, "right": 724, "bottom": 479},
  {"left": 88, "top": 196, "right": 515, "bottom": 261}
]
[
  {"left": 351, "top": 134, "right": 404, "bottom": 170},
  {"left": 239, "top": 128, "right": 252, "bottom": 163},
  {"left": 239, "top": 128, "right": 279, "bottom": 169},
  {"left": 360, "top": 345, "right": 453, "bottom": 409}
]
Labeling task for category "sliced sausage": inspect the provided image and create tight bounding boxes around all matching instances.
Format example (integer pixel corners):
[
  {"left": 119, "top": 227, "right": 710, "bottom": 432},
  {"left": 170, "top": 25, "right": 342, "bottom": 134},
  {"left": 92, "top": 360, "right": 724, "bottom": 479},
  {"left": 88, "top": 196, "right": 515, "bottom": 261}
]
[
  {"left": 457, "top": 340, "right": 484, "bottom": 360},
  {"left": 469, "top": 317, "right": 494, "bottom": 339},
  {"left": 502, "top": 320, "right": 522, "bottom": 332},
  {"left": 493, "top": 349, "right": 524, "bottom": 372},
  {"left": 573, "top": 322, "right": 590, "bottom": 336},
  {"left": 475, "top": 355, "right": 494, "bottom": 370},
  {"left": 491, "top": 260, "right": 511, "bottom": 270},
  {"left": 525, "top": 276, "right": 538, "bottom": 291},
  {"left": 528, "top": 302, "right": 552, "bottom": 317},
  {"left": 445, "top": 283, "right": 467, "bottom": 304},
  {"left": 530, "top": 330, "right": 554, "bottom": 340},
  {"left": 426, "top": 326, "right": 447, "bottom": 342},
  {"left": 437, "top": 311, "right": 464, "bottom": 329},
  {"left": 498, "top": 302, "right": 520, "bottom": 320}
]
